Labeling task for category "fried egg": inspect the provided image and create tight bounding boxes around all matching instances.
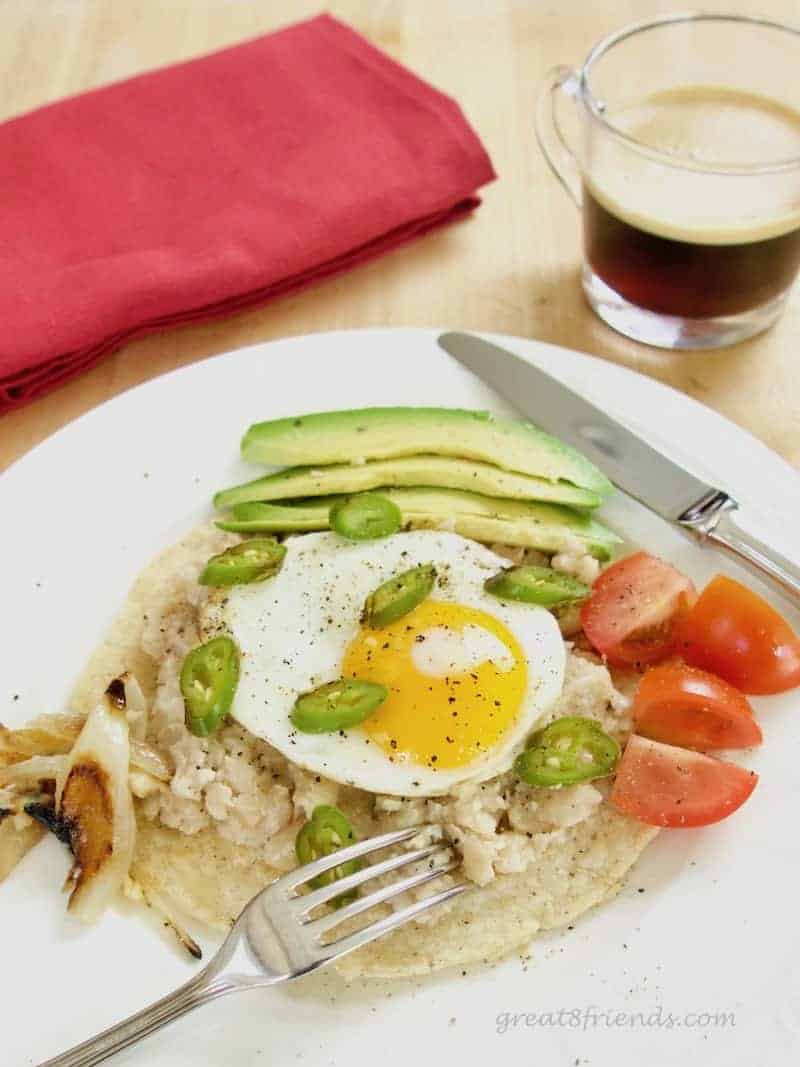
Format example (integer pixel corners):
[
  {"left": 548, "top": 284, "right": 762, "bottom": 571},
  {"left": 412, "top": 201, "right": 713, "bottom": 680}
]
[{"left": 202, "top": 530, "right": 566, "bottom": 796}]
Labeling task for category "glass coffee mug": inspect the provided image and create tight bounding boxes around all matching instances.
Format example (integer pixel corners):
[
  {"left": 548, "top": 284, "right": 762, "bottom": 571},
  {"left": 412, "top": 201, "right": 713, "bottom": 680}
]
[{"left": 536, "top": 13, "right": 800, "bottom": 349}]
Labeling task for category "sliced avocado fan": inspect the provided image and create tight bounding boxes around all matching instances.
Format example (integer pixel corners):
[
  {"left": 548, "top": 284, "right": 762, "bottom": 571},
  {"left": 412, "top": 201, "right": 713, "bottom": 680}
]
[
  {"left": 214, "top": 454, "right": 601, "bottom": 511},
  {"left": 216, "top": 488, "right": 621, "bottom": 560},
  {"left": 239, "top": 407, "right": 613, "bottom": 499}
]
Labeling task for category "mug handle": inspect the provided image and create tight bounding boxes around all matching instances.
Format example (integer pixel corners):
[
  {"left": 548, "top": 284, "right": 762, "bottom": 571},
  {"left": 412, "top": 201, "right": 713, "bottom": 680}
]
[{"left": 535, "top": 65, "right": 583, "bottom": 208}]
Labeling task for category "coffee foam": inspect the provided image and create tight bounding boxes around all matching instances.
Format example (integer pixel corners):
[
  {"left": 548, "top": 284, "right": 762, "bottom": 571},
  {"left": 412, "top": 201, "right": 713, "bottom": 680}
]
[{"left": 586, "top": 86, "right": 800, "bottom": 245}]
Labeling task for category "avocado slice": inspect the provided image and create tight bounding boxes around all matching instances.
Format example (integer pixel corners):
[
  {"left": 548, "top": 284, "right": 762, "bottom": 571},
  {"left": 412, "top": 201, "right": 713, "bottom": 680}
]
[
  {"left": 218, "top": 500, "right": 330, "bottom": 532},
  {"left": 240, "top": 408, "right": 613, "bottom": 498},
  {"left": 214, "top": 455, "right": 601, "bottom": 511},
  {"left": 216, "top": 488, "right": 620, "bottom": 560}
]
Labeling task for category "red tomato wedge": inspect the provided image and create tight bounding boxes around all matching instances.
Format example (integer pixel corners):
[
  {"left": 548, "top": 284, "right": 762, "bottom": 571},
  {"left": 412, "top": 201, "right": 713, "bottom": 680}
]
[
  {"left": 676, "top": 575, "right": 800, "bottom": 695},
  {"left": 580, "top": 552, "right": 697, "bottom": 667},
  {"left": 633, "top": 663, "right": 762, "bottom": 751},
  {"left": 610, "top": 735, "right": 758, "bottom": 827}
]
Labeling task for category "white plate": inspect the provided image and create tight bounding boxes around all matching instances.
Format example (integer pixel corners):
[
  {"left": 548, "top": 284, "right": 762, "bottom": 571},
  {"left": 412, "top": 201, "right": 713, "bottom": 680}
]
[{"left": 3, "top": 329, "right": 800, "bottom": 1067}]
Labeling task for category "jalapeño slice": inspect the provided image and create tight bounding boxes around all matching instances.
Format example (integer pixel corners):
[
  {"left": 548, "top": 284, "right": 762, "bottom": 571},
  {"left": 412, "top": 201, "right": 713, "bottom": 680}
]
[
  {"left": 363, "top": 564, "right": 437, "bottom": 627},
  {"left": 485, "top": 565, "right": 589, "bottom": 608},
  {"left": 290, "top": 679, "right": 388, "bottom": 734},
  {"left": 295, "top": 804, "right": 361, "bottom": 905},
  {"left": 199, "top": 538, "right": 286, "bottom": 587},
  {"left": 515, "top": 715, "right": 620, "bottom": 787},
  {"left": 329, "top": 493, "right": 402, "bottom": 541},
  {"left": 180, "top": 636, "right": 240, "bottom": 737}
]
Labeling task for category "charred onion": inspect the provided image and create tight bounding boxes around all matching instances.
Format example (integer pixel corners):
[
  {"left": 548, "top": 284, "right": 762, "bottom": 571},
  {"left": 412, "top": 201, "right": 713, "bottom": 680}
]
[{"left": 56, "top": 680, "right": 136, "bottom": 922}]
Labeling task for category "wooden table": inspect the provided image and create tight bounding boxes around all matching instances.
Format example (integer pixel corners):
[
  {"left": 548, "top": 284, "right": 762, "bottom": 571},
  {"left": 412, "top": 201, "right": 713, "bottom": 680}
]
[{"left": 2, "top": 0, "right": 798, "bottom": 472}]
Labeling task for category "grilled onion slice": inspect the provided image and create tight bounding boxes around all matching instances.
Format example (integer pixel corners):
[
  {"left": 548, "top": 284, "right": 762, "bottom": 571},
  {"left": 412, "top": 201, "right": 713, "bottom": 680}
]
[
  {"left": 57, "top": 684, "right": 136, "bottom": 923},
  {"left": 0, "top": 755, "right": 66, "bottom": 789}
]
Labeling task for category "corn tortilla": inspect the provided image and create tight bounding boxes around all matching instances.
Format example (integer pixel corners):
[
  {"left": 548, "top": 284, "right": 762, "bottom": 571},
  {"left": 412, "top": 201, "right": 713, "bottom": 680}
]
[{"left": 72, "top": 525, "right": 658, "bottom": 978}]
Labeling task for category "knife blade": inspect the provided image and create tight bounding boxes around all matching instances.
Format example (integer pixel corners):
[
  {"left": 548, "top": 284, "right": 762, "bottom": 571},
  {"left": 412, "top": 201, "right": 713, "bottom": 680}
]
[{"left": 438, "top": 330, "right": 800, "bottom": 604}]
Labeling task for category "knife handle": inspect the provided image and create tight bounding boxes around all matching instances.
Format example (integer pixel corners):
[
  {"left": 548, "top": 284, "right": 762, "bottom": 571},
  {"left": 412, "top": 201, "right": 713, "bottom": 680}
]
[
  {"left": 680, "top": 492, "right": 800, "bottom": 606},
  {"left": 706, "top": 510, "right": 800, "bottom": 606}
]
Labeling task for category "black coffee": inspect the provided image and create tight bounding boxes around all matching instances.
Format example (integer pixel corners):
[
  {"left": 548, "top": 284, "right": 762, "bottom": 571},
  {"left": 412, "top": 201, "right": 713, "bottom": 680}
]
[
  {"left": 584, "top": 187, "right": 800, "bottom": 318},
  {"left": 583, "top": 86, "right": 800, "bottom": 318}
]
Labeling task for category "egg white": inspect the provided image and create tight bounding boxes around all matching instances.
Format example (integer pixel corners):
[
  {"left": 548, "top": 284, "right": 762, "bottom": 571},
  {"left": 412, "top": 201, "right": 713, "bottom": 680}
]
[{"left": 201, "top": 530, "right": 566, "bottom": 797}]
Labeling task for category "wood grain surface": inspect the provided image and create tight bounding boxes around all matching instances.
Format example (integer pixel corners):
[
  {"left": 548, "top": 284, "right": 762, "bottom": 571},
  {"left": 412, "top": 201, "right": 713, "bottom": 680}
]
[{"left": 1, "top": 0, "right": 798, "bottom": 471}]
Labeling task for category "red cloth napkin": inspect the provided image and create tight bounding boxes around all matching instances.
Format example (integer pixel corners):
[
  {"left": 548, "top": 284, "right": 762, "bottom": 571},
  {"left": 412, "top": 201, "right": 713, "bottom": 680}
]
[{"left": 0, "top": 14, "right": 494, "bottom": 414}]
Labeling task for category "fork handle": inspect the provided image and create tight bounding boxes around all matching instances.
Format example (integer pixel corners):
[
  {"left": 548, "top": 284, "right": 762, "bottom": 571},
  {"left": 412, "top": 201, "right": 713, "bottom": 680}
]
[{"left": 37, "top": 972, "right": 239, "bottom": 1067}]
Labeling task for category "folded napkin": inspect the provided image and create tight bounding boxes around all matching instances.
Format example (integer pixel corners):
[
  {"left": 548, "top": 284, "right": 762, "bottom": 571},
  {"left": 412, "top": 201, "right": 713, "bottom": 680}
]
[{"left": 0, "top": 14, "right": 494, "bottom": 414}]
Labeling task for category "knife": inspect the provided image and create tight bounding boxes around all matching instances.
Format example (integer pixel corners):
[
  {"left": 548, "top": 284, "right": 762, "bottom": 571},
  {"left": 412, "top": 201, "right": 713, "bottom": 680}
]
[{"left": 438, "top": 331, "right": 800, "bottom": 605}]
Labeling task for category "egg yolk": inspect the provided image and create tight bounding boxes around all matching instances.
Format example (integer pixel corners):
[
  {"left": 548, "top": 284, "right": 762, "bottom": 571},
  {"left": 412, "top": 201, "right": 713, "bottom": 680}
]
[{"left": 341, "top": 600, "right": 527, "bottom": 772}]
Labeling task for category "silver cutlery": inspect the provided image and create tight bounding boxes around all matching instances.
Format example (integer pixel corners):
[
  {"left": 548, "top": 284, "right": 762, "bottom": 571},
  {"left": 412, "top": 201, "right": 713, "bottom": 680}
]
[
  {"left": 42, "top": 826, "right": 464, "bottom": 1067},
  {"left": 438, "top": 330, "right": 800, "bottom": 604}
]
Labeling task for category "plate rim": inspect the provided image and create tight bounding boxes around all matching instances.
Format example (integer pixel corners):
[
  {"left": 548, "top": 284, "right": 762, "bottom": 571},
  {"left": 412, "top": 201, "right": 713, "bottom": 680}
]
[
  {"left": 3, "top": 326, "right": 798, "bottom": 1066},
  {"left": 4, "top": 326, "right": 798, "bottom": 491}
]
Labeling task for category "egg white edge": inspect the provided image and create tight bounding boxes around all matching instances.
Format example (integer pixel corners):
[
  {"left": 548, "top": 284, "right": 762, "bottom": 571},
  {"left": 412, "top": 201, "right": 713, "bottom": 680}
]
[{"left": 200, "top": 530, "right": 567, "bottom": 797}]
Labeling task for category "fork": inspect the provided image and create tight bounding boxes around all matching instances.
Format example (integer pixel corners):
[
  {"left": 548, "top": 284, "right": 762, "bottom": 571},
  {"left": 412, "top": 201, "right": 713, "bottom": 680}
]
[{"left": 41, "top": 826, "right": 467, "bottom": 1067}]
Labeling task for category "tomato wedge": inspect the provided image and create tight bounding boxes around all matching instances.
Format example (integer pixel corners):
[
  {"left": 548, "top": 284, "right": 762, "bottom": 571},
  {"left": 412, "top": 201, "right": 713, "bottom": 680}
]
[
  {"left": 633, "top": 663, "right": 762, "bottom": 751},
  {"left": 580, "top": 552, "right": 697, "bottom": 667},
  {"left": 676, "top": 575, "right": 800, "bottom": 695},
  {"left": 610, "top": 735, "right": 758, "bottom": 827}
]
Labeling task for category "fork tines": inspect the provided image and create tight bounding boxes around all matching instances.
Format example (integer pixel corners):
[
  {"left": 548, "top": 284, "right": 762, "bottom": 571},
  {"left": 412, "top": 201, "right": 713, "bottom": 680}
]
[{"left": 279, "top": 825, "right": 468, "bottom": 959}]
